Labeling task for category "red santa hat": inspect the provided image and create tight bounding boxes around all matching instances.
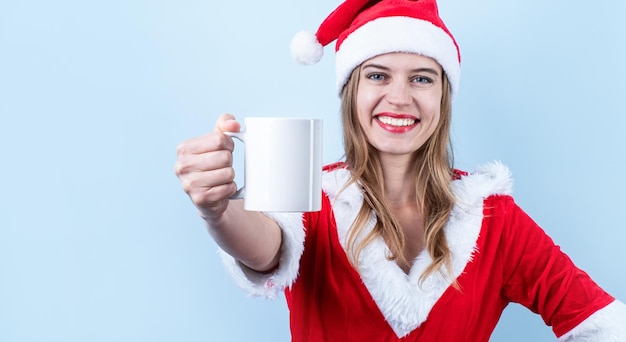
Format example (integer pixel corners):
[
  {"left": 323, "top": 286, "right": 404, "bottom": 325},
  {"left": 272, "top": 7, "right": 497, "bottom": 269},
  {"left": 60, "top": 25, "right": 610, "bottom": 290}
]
[{"left": 291, "top": 0, "right": 461, "bottom": 98}]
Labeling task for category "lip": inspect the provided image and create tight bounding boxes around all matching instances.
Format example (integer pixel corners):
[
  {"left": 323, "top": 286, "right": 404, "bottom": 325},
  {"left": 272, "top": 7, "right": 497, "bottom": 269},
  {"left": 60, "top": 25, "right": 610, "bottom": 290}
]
[{"left": 374, "top": 113, "right": 419, "bottom": 133}]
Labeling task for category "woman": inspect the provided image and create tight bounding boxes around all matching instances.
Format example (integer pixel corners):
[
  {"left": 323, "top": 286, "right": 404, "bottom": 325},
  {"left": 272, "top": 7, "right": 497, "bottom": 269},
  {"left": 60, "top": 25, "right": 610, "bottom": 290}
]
[{"left": 174, "top": 0, "right": 626, "bottom": 340}]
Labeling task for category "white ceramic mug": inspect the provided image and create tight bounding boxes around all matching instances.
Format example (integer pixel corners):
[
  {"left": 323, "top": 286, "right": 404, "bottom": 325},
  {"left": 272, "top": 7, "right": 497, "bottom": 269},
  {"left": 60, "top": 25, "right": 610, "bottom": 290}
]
[{"left": 224, "top": 117, "right": 322, "bottom": 212}]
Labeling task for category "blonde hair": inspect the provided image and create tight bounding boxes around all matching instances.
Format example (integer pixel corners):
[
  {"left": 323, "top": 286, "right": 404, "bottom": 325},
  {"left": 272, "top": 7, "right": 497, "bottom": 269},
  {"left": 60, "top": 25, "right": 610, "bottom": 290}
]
[{"left": 341, "top": 63, "right": 457, "bottom": 286}]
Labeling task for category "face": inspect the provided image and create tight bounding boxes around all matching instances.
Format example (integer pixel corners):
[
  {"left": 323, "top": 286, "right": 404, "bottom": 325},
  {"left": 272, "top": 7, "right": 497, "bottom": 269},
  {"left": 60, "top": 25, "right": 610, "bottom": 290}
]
[{"left": 356, "top": 52, "right": 443, "bottom": 159}]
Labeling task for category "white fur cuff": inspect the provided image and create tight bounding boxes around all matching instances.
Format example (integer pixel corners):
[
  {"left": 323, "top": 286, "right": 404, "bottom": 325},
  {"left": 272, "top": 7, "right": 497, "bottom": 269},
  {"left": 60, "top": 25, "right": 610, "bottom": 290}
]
[
  {"left": 218, "top": 212, "right": 306, "bottom": 299},
  {"left": 557, "top": 300, "right": 626, "bottom": 341}
]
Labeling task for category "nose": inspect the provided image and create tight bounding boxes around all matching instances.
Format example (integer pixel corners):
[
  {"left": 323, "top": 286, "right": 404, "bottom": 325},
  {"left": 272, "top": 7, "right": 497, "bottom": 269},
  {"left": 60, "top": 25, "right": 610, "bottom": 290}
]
[{"left": 385, "top": 80, "right": 412, "bottom": 106}]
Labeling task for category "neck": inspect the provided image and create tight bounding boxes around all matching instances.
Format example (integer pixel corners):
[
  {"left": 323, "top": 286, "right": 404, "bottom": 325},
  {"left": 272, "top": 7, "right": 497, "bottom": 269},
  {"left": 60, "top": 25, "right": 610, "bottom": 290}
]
[{"left": 379, "top": 153, "right": 418, "bottom": 206}]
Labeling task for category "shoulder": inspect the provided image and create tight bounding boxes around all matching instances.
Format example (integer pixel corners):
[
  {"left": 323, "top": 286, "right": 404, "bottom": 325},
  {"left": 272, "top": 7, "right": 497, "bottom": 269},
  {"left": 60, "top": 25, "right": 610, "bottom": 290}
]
[
  {"left": 323, "top": 161, "right": 348, "bottom": 172},
  {"left": 319, "top": 162, "right": 362, "bottom": 230},
  {"left": 321, "top": 162, "right": 353, "bottom": 199},
  {"left": 452, "top": 161, "right": 514, "bottom": 202},
  {"left": 321, "top": 161, "right": 515, "bottom": 209}
]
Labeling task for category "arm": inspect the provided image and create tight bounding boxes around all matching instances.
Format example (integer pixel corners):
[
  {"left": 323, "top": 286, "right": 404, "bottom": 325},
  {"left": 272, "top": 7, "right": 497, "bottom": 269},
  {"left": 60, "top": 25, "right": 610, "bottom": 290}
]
[
  {"left": 497, "top": 198, "right": 626, "bottom": 340},
  {"left": 174, "top": 113, "right": 282, "bottom": 272},
  {"left": 205, "top": 200, "right": 282, "bottom": 272}
]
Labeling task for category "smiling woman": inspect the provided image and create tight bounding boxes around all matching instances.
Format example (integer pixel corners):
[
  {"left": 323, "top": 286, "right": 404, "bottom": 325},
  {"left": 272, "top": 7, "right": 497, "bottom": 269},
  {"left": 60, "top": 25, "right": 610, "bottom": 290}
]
[
  {"left": 1, "top": 0, "right": 625, "bottom": 341},
  {"left": 356, "top": 53, "right": 443, "bottom": 158},
  {"left": 174, "top": 0, "right": 626, "bottom": 341}
]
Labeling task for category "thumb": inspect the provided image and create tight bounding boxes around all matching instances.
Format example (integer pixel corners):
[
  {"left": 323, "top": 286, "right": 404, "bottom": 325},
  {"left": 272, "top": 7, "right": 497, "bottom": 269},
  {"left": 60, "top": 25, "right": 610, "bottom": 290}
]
[{"left": 215, "top": 113, "right": 241, "bottom": 133}]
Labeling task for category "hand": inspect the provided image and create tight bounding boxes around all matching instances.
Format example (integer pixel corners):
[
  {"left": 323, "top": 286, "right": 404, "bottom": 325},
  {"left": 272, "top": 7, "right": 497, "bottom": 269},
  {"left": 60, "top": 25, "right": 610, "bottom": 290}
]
[{"left": 174, "top": 113, "right": 241, "bottom": 221}]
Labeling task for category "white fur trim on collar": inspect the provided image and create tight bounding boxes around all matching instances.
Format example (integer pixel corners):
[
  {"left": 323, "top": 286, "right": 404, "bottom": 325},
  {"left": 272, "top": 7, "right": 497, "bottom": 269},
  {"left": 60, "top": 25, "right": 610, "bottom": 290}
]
[{"left": 325, "top": 161, "right": 512, "bottom": 337}]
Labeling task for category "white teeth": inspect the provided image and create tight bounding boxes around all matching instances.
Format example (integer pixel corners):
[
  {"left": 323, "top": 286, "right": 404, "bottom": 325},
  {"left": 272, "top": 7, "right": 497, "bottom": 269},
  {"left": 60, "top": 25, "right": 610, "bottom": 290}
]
[{"left": 377, "top": 116, "right": 416, "bottom": 127}]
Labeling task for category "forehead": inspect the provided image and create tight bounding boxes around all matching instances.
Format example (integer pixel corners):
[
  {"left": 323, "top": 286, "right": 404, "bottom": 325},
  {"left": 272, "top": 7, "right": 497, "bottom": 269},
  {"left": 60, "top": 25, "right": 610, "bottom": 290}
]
[{"left": 363, "top": 52, "right": 441, "bottom": 70}]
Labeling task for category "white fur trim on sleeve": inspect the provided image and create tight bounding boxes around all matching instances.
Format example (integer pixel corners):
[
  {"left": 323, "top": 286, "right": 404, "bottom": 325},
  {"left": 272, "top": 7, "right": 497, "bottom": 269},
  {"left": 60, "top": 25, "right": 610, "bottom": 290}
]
[
  {"left": 557, "top": 300, "right": 626, "bottom": 341},
  {"left": 217, "top": 212, "right": 305, "bottom": 299}
]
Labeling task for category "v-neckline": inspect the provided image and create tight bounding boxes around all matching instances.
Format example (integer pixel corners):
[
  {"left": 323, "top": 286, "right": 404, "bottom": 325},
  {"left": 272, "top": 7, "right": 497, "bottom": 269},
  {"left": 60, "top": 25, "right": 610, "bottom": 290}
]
[{"left": 322, "top": 164, "right": 512, "bottom": 337}]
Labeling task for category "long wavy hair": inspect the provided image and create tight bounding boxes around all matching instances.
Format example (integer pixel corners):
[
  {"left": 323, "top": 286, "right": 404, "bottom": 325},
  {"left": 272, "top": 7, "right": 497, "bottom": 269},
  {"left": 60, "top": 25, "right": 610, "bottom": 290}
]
[{"left": 340, "top": 62, "right": 457, "bottom": 286}]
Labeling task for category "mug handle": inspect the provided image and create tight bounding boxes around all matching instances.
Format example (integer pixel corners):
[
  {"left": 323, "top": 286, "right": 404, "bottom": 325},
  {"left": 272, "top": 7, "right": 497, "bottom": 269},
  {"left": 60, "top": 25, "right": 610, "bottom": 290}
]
[{"left": 223, "top": 131, "right": 245, "bottom": 200}]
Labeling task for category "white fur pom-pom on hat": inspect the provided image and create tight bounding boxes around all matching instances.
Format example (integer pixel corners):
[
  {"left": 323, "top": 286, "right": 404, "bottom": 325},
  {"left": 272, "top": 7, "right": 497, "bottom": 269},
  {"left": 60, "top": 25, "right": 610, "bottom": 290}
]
[{"left": 290, "top": 31, "right": 324, "bottom": 65}]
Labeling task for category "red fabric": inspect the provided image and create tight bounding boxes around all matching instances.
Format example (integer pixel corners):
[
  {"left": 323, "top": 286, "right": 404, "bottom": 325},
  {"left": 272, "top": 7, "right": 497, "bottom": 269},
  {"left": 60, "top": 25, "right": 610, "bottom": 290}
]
[
  {"left": 313, "top": 0, "right": 460, "bottom": 63},
  {"left": 284, "top": 193, "right": 614, "bottom": 341},
  {"left": 334, "top": 0, "right": 460, "bottom": 62},
  {"left": 315, "top": 0, "right": 373, "bottom": 46},
  {"left": 494, "top": 197, "right": 614, "bottom": 337}
]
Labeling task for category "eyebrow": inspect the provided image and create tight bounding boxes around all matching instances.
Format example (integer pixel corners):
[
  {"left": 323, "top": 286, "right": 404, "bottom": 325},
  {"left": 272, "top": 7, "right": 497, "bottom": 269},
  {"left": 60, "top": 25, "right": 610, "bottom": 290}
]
[{"left": 361, "top": 63, "right": 441, "bottom": 76}]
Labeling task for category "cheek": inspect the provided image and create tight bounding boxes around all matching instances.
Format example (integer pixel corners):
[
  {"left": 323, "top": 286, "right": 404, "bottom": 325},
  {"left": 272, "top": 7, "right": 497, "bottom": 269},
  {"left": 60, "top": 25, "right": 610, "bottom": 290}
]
[
  {"left": 427, "top": 108, "right": 441, "bottom": 131},
  {"left": 355, "top": 89, "right": 376, "bottom": 123},
  {"left": 418, "top": 100, "right": 442, "bottom": 136},
  {"left": 431, "top": 112, "right": 441, "bottom": 131},
  {"left": 421, "top": 93, "right": 443, "bottom": 121},
  {"left": 355, "top": 108, "right": 371, "bottom": 133}
]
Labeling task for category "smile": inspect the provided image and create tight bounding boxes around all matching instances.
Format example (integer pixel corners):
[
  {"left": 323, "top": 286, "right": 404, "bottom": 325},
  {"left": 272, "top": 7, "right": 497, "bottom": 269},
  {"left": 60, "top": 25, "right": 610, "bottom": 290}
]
[
  {"left": 376, "top": 116, "right": 418, "bottom": 127},
  {"left": 374, "top": 114, "right": 419, "bottom": 133}
]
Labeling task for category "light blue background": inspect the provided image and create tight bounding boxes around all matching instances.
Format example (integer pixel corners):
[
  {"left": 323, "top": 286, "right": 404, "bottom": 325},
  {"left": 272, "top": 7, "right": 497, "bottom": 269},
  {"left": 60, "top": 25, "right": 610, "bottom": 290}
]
[{"left": 1, "top": 1, "right": 624, "bottom": 341}]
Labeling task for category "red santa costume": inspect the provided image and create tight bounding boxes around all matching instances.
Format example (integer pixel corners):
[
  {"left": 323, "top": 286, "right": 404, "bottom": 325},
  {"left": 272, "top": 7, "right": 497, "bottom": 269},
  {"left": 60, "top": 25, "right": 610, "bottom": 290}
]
[
  {"left": 219, "top": 0, "right": 626, "bottom": 340},
  {"left": 220, "top": 163, "right": 626, "bottom": 341}
]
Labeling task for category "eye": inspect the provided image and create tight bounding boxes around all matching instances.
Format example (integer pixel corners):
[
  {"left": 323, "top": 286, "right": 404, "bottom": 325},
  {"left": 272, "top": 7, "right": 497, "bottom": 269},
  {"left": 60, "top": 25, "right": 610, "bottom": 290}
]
[
  {"left": 411, "top": 76, "right": 433, "bottom": 84},
  {"left": 366, "top": 73, "right": 387, "bottom": 81}
]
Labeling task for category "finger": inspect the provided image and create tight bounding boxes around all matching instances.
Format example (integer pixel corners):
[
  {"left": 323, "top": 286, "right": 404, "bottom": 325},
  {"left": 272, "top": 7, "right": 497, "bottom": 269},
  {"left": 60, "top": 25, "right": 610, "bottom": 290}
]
[
  {"left": 176, "top": 131, "right": 234, "bottom": 156},
  {"left": 188, "top": 182, "right": 238, "bottom": 209},
  {"left": 180, "top": 166, "right": 236, "bottom": 191},
  {"left": 183, "top": 173, "right": 238, "bottom": 206},
  {"left": 215, "top": 113, "right": 241, "bottom": 133},
  {"left": 175, "top": 149, "right": 233, "bottom": 177}
]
